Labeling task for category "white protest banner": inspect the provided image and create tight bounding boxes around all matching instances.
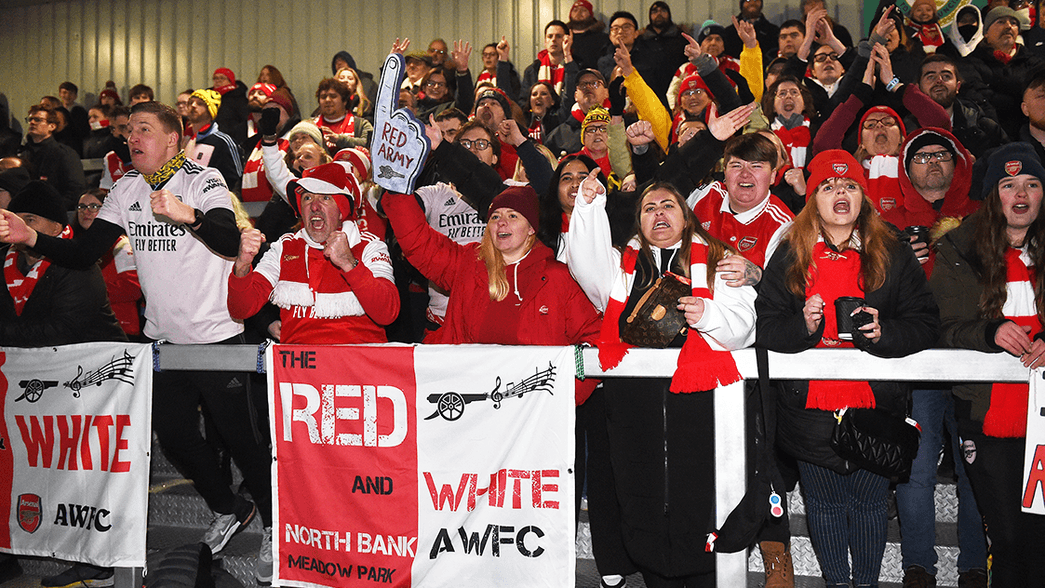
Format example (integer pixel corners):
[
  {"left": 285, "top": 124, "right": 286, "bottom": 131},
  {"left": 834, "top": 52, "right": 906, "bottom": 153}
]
[
  {"left": 0, "top": 343, "right": 152, "bottom": 566},
  {"left": 1022, "top": 368, "right": 1045, "bottom": 514},
  {"left": 372, "top": 53, "right": 431, "bottom": 194},
  {"left": 269, "top": 344, "right": 575, "bottom": 588}
]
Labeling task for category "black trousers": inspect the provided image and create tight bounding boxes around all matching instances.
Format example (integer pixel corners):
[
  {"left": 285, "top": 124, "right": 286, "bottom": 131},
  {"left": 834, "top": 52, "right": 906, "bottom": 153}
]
[
  {"left": 151, "top": 336, "right": 272, "bottom": 526},
  {"left": 577, "top": 385, "right": 637, "bottom": 577},
  {"left": 959, "top": 430, "right": 1045, "bottom": 587}
]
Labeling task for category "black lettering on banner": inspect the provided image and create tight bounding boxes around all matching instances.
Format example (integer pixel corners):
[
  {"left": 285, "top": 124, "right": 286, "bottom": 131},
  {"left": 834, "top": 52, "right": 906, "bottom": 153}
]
[
  {"left": 53, "top": 504, "right": 112, "bottom": 532},
  {"left": 429, "top": 524, "right": 545, "bottom": 559},
  {"left": 352, "top": 476, "right": 394, "bottom": 495},
  {"left": 286, "top": 554, "right": 352, "bottom": 578},
  {"left": 356, "top": 565, "right": 396, "bottom": 584},
  {"left": 279, "top": 350, "right": 317, "bottom": 369}
]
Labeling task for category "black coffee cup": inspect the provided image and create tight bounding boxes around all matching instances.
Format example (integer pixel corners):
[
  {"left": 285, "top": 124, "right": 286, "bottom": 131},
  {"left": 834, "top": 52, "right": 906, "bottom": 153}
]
[
  {"left": 905, "top": 225, "right": 930, "bottom": 247},
  {"left": 835, "top": 296, "right": 866, "bottom": 341}
]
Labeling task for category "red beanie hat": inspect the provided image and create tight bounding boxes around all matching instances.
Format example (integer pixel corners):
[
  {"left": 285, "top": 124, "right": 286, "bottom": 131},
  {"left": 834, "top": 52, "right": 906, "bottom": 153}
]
[
  {"left": 488, "top": 186, "right": 540, "bottom": 231},
  {"left": 214, "top": 68, "right": 236, "bottom": 86},
  {"left": 805, "top": 149, "right": 868, "bottom": 199}
]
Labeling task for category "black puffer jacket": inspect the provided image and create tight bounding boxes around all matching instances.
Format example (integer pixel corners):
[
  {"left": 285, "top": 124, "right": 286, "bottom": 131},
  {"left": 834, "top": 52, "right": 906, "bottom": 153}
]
[
  {"left": 0, "top": 261, "right": 126, "bottom": 347},
  {"left": 756, "top": 238, "right": 940, "bottom": 473}
]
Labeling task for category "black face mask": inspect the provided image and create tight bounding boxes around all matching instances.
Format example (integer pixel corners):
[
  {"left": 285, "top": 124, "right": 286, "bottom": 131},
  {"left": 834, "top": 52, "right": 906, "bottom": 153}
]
[
  {"left": 113, "top": 135, "right": 130, "bottom": 163},
  {"left": 958, "top": 24, "right": 978, "bottom": 43}
]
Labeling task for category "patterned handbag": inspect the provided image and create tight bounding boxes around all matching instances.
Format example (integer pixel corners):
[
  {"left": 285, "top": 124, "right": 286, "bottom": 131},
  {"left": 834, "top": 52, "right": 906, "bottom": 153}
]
[{"left": 619, "top": 272, "right": 691, "bottom": 348}]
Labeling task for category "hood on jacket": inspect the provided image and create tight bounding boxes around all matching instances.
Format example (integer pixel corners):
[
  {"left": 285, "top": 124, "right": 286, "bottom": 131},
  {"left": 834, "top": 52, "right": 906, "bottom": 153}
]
[
  {"left": 332, "top": 51, "right": 357, "bottom": 75},
  {"left": 947, "top": 5, "right": 983, "bottom": 57},
  {"left": 897, "top": 126, "right": 978, "bottom": 226}
]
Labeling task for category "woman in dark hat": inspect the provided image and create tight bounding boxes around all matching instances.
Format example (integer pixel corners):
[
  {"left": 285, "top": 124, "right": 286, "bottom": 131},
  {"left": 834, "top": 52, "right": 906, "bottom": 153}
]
[{"left": 929, "top": 141, "right": 1045, "bottom": 586}]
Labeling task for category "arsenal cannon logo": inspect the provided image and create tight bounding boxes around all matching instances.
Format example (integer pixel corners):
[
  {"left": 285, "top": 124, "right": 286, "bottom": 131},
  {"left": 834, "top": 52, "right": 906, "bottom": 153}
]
[{"left": 18, "top": 494, "right": 41, "bottom": 533}]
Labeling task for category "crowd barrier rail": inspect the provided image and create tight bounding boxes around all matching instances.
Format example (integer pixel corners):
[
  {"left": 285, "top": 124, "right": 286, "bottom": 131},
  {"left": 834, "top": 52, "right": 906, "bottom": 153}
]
[{"left": 28, "top": 344, "right": 1032, "bottom": 588}]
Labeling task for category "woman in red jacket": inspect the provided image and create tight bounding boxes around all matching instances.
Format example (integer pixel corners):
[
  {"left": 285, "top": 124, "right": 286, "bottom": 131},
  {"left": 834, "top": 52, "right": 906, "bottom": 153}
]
[{"left": 383, "top": 184, "right": 600, "bottom": 353}]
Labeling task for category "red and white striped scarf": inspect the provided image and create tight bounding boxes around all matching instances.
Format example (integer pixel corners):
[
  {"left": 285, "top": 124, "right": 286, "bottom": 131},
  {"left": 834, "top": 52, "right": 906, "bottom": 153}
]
[
  {"left": 984, "top": 246, "right": 1041, "bottom": 437},
  {"left": 865, "top": 155, "right": 904, "bottom": 226},
  {"left": 771, "top": 117, "right": 811, "bottom": 169},
  {"left": 535, "top": 50, "right": 566, "bottom": 96},
  {"left": 477, "top": 69, "right": 496, "bottom": 86},
  {"left": 4, "top": 225, "right": 73, "bottom": 315},
  {"left": 803, "top": 240, "right": 876, "bottom": 410},
  {"left": 241, "top": 138, "right": 289, "bottom": 203},
  {"left": 908, "top": 21, "right": 944, "bottom": 51},
  {"left": 598, "top": 236, "right": 741, "bottom": 392}
]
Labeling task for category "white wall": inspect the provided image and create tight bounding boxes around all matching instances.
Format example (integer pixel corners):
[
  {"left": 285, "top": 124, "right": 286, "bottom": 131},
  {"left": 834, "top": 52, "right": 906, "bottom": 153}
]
[{"left": 0, "top": 0, "right": 865, "bottom": 125}]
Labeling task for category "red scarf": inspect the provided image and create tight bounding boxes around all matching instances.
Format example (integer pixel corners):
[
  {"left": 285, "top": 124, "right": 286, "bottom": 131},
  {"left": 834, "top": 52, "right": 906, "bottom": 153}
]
[
  {"left": 477, "top": 70, "right": 496, "bottom": 85},
  {"left": 908, "top": 21, "right": 944, "bottom": 49},
  {"left": 984, "top": 247, "right": 1041, "bottom": 437},
  {"left": 578, "top": 147, "right": 612, "bottom": 177},
  {"left": 804, "top": 241, "right": 876, "bottom": 410},
  {"left": 314, "top": 114, "right": 356, "bottom": 137},
  {"left": 598, "top": 238, "right": 742, "bottom": 392},
  {"left": 214, "top": 83, "right": 237, "bottom": 96},
  {"left": 4, "top": 225, "right": 73, "bottom": 315},
  {"left": 528, "top": 118, "right": 545, "bottom": 144}
]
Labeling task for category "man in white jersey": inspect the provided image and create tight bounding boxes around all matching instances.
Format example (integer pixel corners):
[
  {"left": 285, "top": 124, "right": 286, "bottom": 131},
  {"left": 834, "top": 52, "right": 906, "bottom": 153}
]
[{"left": 0, "top": 101, "right": 274, "bottom": 583}]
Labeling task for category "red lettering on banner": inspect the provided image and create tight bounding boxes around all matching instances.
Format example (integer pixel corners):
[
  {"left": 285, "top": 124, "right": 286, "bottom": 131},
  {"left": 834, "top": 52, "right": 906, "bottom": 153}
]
[
  {"left": 1023, "top": 444, "right": 1045, "bottom": 508},
  {"left": 424, "top": 469, "right": 561, "bottom": 511},
  {"left": 14, "top": 415, "right": 131, "bottom": 471}
]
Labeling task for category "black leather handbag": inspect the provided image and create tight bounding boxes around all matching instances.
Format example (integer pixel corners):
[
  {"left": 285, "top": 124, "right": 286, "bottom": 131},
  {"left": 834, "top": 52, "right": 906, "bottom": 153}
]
[{"left": 830, "top": 407, "right": 921, "bottom": 481}]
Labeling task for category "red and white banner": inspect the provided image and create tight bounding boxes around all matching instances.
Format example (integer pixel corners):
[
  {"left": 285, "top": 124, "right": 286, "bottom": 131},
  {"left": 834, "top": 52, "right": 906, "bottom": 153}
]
[
  {"left": 268, "top": 344, "right": 576, "bottom": 588},
  {"left": 0, "top": 342, "right": 153, "bottom": 566},
  {"left": 1023, "top": 369, "right": 1045, "bottom": 514}
]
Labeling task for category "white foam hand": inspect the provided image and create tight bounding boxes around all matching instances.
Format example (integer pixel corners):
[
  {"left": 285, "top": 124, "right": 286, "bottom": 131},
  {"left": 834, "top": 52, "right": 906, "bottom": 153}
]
[{"left": 372, "top": 51, "right": 431, "bottom": 194}]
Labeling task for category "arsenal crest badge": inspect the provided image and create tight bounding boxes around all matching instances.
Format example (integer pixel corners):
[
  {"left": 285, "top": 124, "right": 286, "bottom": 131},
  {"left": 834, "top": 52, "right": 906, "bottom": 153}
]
[
  {"left": 832, "top": 163, "right": 848, "bottom": 174},
  {"left": 18, "top": 494, "right": 41, "bottom": 533},
  {"left": 738, "top": 237, "right": 758, "bottom": 252},
  {"left": 1005, "top": 160, "right": 1023, "bottom": 176},
  {"left": 880, "top": 197, "right": 896, "bottom": 211}
]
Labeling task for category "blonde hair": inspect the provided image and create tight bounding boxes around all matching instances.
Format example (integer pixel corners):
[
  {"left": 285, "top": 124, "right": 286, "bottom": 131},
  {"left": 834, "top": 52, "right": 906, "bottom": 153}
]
[{"left": 477, "top": 218, "right": 537, "bottom": 301}]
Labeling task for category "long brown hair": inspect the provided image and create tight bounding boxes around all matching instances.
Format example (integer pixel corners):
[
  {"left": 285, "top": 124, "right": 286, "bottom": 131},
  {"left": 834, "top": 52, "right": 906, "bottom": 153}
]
[
  {"left": 970, "top": 185, "right": 1045, "bottom": 322},
  {"left": 784, "top": 182, "right": 898, "bottom": 296},
  {"left": 477, "top": 217, "right": 537, "bottom": 301},
  {"left": 633, "top": 182, "right": 733, "bottom": 290}
]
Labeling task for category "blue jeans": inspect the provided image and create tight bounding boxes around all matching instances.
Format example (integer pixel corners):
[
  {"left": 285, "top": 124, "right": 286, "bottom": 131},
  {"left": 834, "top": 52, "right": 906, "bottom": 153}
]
[
  {"left": 798, "top": 461, "right": 889, "bottom": 587},
  {"left": 895, "top": 389, "right": 986, "bottom": 575}
]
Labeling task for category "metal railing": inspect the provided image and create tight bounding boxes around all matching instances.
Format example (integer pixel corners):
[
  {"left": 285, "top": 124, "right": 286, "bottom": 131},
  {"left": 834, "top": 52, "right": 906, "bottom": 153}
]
[{"left": 149, "top": 344, "right": 1035, "bottom": 588}]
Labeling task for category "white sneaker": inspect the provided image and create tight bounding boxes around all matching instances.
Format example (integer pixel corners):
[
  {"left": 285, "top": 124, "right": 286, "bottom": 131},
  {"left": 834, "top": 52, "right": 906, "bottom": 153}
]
[
  {"left": 256, "top": 527, "right": 273, "bottom": 585},
  {"left": 201, "top": 499, "right": 256, "bottom": 554}
]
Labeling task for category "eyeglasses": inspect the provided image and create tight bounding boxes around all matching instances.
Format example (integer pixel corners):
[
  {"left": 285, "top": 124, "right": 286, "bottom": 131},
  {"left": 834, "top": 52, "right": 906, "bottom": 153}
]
[
  {"left": 862, "top": 116, "right": 897, "bottom": 129},
  {"left": 578, "top": 80, "right": 605, "bottom": 90},
  {"left": 910, "top": 150, "right": 954, "bottom": 164},
  {"left": 459, "top": 138, "right": 491, "bottom": 150},
  {"left": 425, "top": 80, "right": 446, "bottom": 88},
  {"left": 482, "top": 51, "right": 499, "bottom": 58},
  {"left": 775, "top": 88, "right": 801, "bottom": 98},
  {"left": 682, "top": 88, "right": 706, "bottom": 97},
  {"left": 610, "top": 24, "right": 636, "bottom": 33},
  {"left": 429, "top": 49, "right": 447, "bottom": 55},
  {"left": 26, "top": 116, "right": 48, "bottom": 124},
  {"left": 77, "top": 203, "right": 102, "bottom": 211},
  {"left": 813, "top": 52, "right": 840, "bottom": 63},
  {"left": 585, "top": 125, "right": 608, "bottom": 134}
]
